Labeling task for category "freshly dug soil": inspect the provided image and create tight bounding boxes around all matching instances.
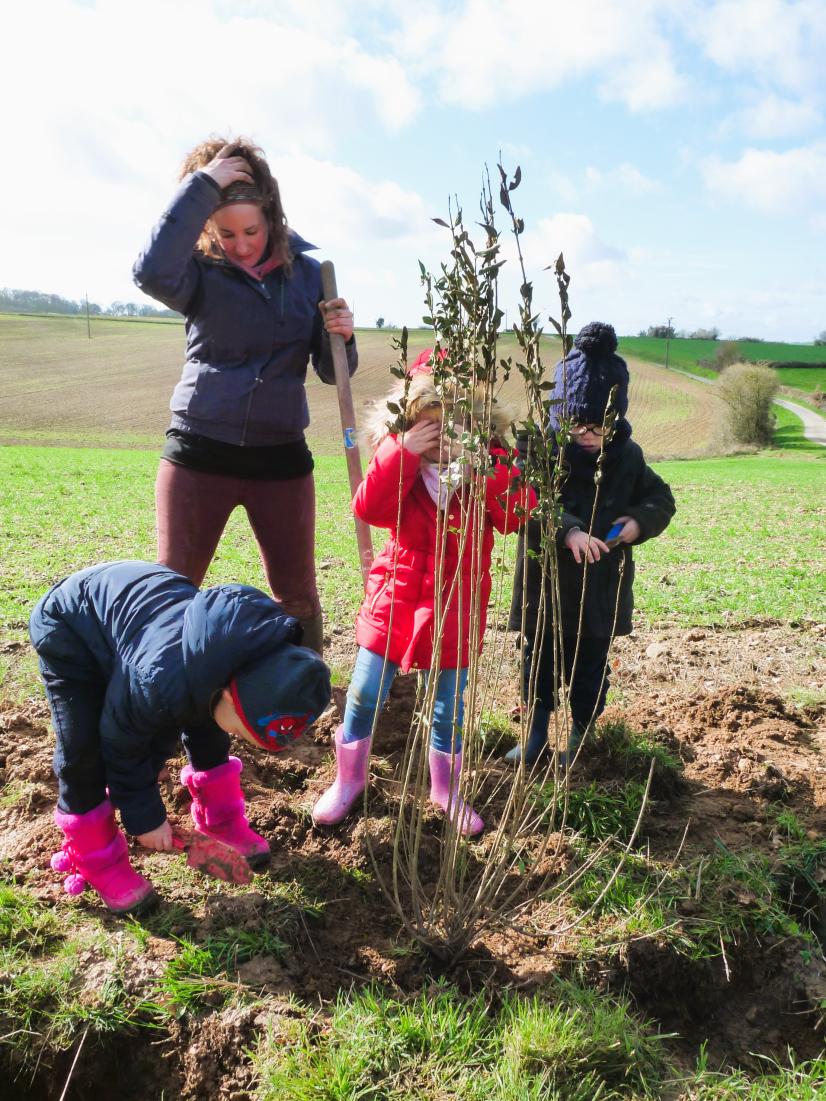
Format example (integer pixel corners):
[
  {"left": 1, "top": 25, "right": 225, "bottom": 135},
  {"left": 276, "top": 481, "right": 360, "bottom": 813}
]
[{"left": 1, "top": 621, "right": 824, "bottom": 1099}]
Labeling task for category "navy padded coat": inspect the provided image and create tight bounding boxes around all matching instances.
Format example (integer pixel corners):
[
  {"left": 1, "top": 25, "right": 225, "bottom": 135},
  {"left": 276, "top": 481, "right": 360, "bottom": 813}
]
[
  {"left": 509, "top": 439, "right": 675, "bottom": 639},
  {"left": 133, "top": 171, "right": 357, "bottom": 446},
  {"left": 30, "top": 561, "right": 301, "bottom": 834}
]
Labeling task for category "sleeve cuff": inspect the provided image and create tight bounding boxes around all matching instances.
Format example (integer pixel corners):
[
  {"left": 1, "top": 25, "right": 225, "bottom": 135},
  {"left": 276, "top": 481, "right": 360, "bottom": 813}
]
[{"left": 194, "top": 170, "right": 222, "bottom": 195}]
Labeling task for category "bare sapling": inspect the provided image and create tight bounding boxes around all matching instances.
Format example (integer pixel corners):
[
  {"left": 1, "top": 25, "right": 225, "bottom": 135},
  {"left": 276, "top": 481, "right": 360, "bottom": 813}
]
[{"left": 359, "top": 164, "right": 648, "bottom": 961}]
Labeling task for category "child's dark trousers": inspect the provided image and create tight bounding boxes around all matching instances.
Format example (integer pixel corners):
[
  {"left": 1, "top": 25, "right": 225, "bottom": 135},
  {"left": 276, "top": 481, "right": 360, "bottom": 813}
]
[{"left": 523, "top": 631, "right": 612, "bottom": 739}]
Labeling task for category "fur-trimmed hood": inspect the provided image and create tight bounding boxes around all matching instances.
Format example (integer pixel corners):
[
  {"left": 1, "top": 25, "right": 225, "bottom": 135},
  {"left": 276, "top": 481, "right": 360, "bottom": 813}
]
[{"left": 362, "top": 372, "right": 512, "bottom": 451}]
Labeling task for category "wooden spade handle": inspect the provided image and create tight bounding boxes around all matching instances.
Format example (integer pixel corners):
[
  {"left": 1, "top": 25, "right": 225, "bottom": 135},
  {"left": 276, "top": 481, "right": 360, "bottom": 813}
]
[{"left": 320, "top": 260, "right": 374, "bottom": 587}]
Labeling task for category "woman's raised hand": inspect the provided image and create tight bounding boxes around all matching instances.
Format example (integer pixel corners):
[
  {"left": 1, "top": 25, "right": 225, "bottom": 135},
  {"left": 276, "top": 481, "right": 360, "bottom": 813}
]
[
  {"left": 200, "top": 144, "right": 255, "bottom": 190},
  {"left": 319, "top": 297, "right": 354, "bottom": 343}
]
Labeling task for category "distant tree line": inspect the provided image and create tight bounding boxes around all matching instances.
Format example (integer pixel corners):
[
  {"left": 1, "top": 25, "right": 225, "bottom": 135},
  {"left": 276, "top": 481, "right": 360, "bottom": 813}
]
[
  {"left": 638, "top": 323, "right": 721, "bottom": 340},
  {"left": 0, "top": 287, "right": 179, "bottom": 319},
  {"left": 641, "top": 323, "right": 826, "bottom": 345}
]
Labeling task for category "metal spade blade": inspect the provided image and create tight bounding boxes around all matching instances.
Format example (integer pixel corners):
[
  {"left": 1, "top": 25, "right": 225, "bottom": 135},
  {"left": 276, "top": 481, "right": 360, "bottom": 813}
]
[{"left": 171, "top": 829, "right": 253, "bottom": 885}]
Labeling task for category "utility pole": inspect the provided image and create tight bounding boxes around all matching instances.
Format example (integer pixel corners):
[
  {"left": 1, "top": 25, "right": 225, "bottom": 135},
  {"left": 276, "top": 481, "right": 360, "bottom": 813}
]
[
  {"left": 665, "top": 315, "right": 673, "bottom": 370},
  {"left": 85, "top": 292, "right": 91, "bottom": 340}
]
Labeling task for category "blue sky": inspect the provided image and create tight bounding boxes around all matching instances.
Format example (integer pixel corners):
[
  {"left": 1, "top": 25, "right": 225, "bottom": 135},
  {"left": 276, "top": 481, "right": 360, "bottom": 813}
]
[{"left": 3, "top": 0, "right": 824, "bottom": 339}]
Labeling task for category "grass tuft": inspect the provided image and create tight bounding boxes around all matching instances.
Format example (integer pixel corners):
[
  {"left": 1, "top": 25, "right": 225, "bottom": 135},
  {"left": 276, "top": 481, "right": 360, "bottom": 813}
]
[
  {"left": 254, "top": 980, "right": 669, "bottom": 1100},
  {"left": 537, "top": 779, "right": 649, "bottom": 842}
]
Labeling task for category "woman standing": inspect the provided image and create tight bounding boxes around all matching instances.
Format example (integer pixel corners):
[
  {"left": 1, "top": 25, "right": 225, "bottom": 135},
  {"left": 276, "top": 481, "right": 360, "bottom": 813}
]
[{"left": 134, "top": 137, "right": 357, "bottom": 654}]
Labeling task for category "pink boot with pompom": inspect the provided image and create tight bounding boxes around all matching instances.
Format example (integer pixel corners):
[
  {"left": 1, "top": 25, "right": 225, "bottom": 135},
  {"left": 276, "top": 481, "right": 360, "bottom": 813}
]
[{"left": 51, "top": 800, "right": 157, "bottom": 914}]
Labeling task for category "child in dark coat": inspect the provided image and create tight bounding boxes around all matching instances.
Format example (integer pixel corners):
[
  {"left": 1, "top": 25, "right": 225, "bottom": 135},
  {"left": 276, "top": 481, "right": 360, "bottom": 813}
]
[
  {"left": 29, "top": 561, "right": 331, "bottom": 913},
  {"left": 507, "top": 323, "right": 675, "bottom": 767}
]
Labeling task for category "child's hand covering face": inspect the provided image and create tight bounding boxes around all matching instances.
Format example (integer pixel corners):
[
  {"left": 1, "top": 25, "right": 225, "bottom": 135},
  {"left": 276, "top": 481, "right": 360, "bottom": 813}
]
[
  {"left": 402, "top": 417, "right": 443, "bottom": 457},
  {"left": 404, "top": 404, "right": 466, "bottom": 464}
]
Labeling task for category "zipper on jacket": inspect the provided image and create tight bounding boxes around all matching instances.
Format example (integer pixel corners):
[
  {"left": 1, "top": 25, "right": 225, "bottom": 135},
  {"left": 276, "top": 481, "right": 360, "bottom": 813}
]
[
  {"left": 240, "top": 274, "right": 275, "bottom": 444},
  {"left": 368, "top": 574, "right": 389, "bottom": 617},
  {"left": 240, "top": 377, "right": 263, "bottom": 446}
]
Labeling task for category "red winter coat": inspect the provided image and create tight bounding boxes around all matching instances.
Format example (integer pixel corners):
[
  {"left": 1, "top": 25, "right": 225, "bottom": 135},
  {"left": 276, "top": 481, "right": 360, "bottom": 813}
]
[{"left": 354, "top": 436, "right": 535, "bottom": 672}]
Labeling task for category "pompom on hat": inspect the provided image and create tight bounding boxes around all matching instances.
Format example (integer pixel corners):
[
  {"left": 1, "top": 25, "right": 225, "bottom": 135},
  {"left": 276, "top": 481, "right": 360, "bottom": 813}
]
[
  {"left": 548, "top": 322, "right": 629, "bottom": 432},
  {"left": 229, "top": 645, "right": 331, "bottom": 752},
  {"left": 407, "top": 347, "right": 448, "bottom": 377}
]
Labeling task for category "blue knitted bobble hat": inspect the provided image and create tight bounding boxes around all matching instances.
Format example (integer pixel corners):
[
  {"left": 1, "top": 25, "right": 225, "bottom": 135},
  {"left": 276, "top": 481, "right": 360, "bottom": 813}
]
[{"left": 549, "top": 322, "right": 629, "bottom": 432}]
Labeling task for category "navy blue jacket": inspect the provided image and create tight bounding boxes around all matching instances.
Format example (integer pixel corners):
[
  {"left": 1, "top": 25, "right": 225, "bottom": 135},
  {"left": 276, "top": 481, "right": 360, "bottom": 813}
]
[
  {"left": 133, "top": 171, "right": 357, "bottom": 446},
  {"left": 29, "top": 562, "right": 301, "bottom": 835},
  {"left": 509, "top": 438, "right": 675, "bottom": 638}
]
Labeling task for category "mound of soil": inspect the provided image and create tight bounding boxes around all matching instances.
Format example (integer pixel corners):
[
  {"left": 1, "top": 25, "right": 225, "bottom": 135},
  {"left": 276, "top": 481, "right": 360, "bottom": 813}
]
[{"left": 1, "top": 622, "right": 824, "bottom": 1098}]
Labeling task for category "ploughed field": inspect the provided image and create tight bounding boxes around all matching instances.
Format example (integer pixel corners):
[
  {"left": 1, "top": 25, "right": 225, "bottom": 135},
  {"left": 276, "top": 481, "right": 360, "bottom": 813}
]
[
  {"left": 0, "top": 314, "right": 719, "bottom": 459},
  {"left": 1, "top": 619, "right": 825, "bottom": 1099}
]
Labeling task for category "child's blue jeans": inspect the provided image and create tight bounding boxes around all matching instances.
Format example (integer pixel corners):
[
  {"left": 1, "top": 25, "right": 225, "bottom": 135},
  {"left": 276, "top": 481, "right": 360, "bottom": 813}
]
[{"left": 343, "top": 646, "right": 468, "bottom": 754}]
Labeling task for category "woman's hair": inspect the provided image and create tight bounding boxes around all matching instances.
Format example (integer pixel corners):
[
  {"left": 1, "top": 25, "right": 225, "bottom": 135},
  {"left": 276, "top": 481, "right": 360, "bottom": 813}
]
[
  {"left": 179, "top": 136, "right": 292, "bottom": 270},
  {"left": 362, "top": 373, "right": 511, "bottom": 451}
]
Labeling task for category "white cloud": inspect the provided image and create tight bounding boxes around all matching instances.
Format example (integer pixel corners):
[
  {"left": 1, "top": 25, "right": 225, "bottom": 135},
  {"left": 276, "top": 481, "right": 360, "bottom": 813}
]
[
  {"left": 702, "top": 142, "right": 826, "bottom": 218},
  {"left": 585, "top": 163, "right": 661, "bottom": 196},
  {"left": 689, "top": 0, "right": 826, "bottom": 93},
  {"left": 0, "top": 0, "right": 423, "bottom": 306},
  {"left": 521, "top": 214, "right": 627, "bottom": 293},
  {"left": 547, "top": 171, "right": 580, "bottom": 204},
  {"left": 722, "top": 94, "right": 821, "bottom": 140},
  {"left": 269, "top": 154, "right": 435, "bottom": 247},
  {"left": 392, "top": 0, "right": 687, "bottom": 112}
]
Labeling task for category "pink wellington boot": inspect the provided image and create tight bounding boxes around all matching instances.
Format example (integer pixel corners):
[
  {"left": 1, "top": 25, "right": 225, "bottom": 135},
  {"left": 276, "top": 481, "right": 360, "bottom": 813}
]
[
  {"left": 51, "top": 800, "right": 157, "bottom": 914},
  {"left": 312, "top": 725, "right": 373, "bottom": 826},
  {"left": 180, "top": 756, "right": 270, "bottom": 869},
  {"left": 428, "top": 748, "right": 484, "bottom": 837}
]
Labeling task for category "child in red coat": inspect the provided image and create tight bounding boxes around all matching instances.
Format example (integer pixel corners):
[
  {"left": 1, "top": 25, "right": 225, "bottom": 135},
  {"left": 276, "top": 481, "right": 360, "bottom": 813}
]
[{"left": 313, "top": 350, "right": 534, "bottom": 835}]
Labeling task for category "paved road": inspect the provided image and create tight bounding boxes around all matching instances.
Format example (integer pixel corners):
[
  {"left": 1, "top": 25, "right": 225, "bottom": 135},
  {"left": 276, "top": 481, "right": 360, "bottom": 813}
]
[
  {"left": 678, "top": 369, "right": 826, "bottom": 448},
  {"left": 775, "top": 398, "right": 826, "bottom": 446}
]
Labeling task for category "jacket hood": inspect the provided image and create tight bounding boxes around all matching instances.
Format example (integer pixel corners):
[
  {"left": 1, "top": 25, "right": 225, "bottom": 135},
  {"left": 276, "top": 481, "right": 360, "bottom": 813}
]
[
  {"left": 180, "top": 584, "right": 302, "bottom": 715},
  {"left": 363, "top": 373, "right": 512, "bottom": 451}
]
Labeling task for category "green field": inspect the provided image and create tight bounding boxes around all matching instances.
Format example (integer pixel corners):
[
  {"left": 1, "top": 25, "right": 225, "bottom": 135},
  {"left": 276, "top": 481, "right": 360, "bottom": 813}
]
[
  {"left": 774, "top": 366, "right": 826, "bottom": 393},
  {"left": 1, "top": 446, "right": 823, "bottom": 688},
  {"left": 620, "top": 335, "right": 826, "bottom": 374}
]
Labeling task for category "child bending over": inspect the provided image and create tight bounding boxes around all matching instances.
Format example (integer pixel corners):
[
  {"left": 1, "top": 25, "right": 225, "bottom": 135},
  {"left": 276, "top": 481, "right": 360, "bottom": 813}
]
[{"left": 30, "top": 561, "right": 330, "bottom": 913}]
